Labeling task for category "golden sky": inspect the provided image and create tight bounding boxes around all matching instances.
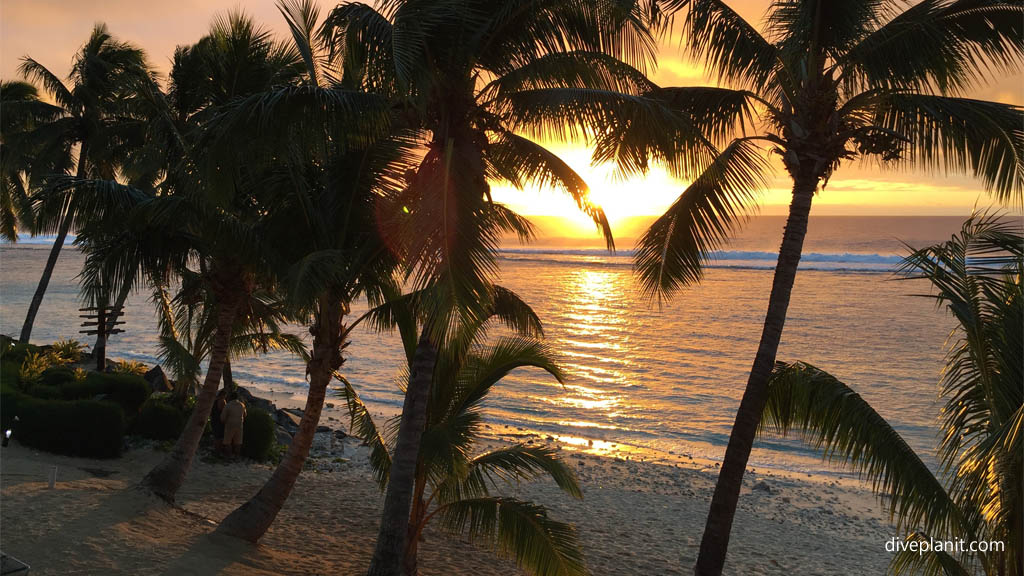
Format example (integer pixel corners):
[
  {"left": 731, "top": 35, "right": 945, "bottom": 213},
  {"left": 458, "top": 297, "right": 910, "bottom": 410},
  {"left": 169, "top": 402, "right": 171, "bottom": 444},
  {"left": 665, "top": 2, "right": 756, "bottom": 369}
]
[{"left": 2, "top": 0, "right": 1021, "bottom": 239}]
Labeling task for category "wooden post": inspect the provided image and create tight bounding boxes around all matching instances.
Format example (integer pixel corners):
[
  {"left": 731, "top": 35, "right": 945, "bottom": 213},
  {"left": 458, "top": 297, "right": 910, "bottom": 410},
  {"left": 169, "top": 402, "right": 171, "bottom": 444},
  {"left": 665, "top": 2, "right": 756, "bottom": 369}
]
[
  {"left": 95, "top": 307, "right": 107, "bottom": 371},
  {"left": 79, "top": 306, "right": 124, "bottom": 372}
]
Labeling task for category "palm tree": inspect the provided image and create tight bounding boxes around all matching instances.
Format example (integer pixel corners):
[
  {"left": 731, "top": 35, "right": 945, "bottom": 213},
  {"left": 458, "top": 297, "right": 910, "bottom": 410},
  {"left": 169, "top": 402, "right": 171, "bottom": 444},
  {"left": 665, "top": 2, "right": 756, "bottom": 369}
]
[
  {"left": 343, "top": 285, "right": 586, "bottom": 576},
  {"left": 759, "top": 213, "right": 1022, "bottom": 575},
  {"left": 321, "top": 3, "right": 654, "bottom": 571},
  {"left": 573, "top": 2, "right": 1024, "bottom": 572},
  {"left": 139, "top": 12, "right": 304, "bottom": 501},
  {"left": 0, "top": 81, "right": 68, "bottom": 242},
  {"left": 213, "top": 0, "right": 403, "bottom": 541},
  {"left": 15, "top": 24, "right": 151, "bottom": 344}
]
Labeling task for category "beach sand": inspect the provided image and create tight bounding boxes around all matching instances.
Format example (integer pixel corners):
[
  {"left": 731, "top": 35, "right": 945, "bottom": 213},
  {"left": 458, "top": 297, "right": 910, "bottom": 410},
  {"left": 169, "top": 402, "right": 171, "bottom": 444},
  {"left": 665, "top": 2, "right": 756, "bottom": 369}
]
[{"left": 0, "top": 429, "right": 896, "bottom": 576}]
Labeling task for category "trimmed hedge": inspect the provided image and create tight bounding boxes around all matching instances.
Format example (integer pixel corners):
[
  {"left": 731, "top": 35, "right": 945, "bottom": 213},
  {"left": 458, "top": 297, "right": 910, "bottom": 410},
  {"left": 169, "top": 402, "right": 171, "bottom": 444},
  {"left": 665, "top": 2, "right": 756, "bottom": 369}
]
[
  {"left": 41, "top": 366, "right": 76, "bottom": 387},
  {"left": 1, "top": 384, "right": 23, "bottom": 430},
  {"left": 241, "top": 408, "right": 276, "bottom": 462},
  {"left": 62, "top": 372, "right": 151, "bottom": 416},
  {"left": 15, "top": 398, "right": 125, "bottom": 458},
  {"left": 1, "top": 360, "right": 20, "bottom": 390},
  {"left": 134, "top": 398, "right": 187, "bottom": 441}
]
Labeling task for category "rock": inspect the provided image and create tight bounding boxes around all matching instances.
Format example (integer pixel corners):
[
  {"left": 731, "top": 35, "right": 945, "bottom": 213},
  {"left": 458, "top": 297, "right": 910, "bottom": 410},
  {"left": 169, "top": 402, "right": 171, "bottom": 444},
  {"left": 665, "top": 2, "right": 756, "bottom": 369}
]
[
  {"left": 237, "top": 386, "right": 276, "bottom": 415},
  {"left": 276, "top": 408, "right": 303, "bottom": 432},
  {"left": 275, "top": 426, "right": 293, "bottom": 446},
  {"left": 333, "top": 429, "right": 347, "bottom": 440},
  {"left": 325, "top": 402, "right": 335, "bottom": 409},
  {"left": 752, "top": 481, "right": 772, "bottom": 494},
  {"left": 316, "top": 425, "right": 331, "bottom": 433},
  {"left": 143, "top": 366, "right": 172, "bottom": 393}
]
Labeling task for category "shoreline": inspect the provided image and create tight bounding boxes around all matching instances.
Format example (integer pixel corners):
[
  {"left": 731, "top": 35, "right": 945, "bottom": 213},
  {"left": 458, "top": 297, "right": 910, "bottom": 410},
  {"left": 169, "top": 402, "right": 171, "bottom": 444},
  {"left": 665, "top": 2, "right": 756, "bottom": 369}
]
[{"left": 243, "top": 378, "right": 884, "bottom": 492}]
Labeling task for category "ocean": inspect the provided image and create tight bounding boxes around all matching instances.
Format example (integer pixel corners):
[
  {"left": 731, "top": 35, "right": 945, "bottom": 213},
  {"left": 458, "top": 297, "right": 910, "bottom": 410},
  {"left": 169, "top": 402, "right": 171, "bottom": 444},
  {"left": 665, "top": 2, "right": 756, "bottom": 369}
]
[{"left": 0, "top": 216, "right": 964, "bottom": 476}]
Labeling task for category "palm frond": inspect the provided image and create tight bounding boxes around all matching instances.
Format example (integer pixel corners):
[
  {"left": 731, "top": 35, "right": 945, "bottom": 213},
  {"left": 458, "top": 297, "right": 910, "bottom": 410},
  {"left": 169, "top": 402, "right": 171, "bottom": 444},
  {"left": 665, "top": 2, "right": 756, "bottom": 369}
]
[
  {"left": 656, "top": 0, "right": 779, "bottom": 89},
  {"left": 466, "top": 444, "right": 582, "bottom": 499},
  {"left": 632, "top": 137, "right": 768, "bottom": 298},
  {"left": 437, "top": 497, "right": 588, "bottom": 576},
  {"left": 761, "top": 361, "right": 965, "bottom": 539},
  {"left": 838, "top": 0, "right": 1024, "bottom": 94},
  {"left": 335, "top": 375, "right": 391, "bottom": 490},
  {"left": 862, "top": 93, "right": 1023, "bottom": 202},
  {"left": 487, "top": 130, "right": 612, "bottom": 248}
]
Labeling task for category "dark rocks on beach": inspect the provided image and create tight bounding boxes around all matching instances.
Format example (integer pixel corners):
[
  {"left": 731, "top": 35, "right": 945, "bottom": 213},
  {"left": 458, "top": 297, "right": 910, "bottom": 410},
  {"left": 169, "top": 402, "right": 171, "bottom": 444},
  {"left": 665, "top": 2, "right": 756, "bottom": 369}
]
[
  {"left": 143, "top": 366, "right": 172, "bottom": 393},
  {"left": 753, "top": 481, "right": 772, "bottom": 494},
  {"left": 316, "top": 425, "right": 331, "bottom": 433},
  {"left": 237, "top": 386, "right": 276, "bottom": 415},
  {"left": 333, "top": 429, "right": 347, "bottom": 440},
  {"left": 276, "top": 408, "right": 303, "bottom": 433}
]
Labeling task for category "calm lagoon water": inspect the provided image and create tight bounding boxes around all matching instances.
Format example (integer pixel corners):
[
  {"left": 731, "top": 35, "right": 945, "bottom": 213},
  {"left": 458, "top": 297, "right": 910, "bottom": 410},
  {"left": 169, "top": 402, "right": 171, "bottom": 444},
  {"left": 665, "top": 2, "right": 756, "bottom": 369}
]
[{"left": 0, "top": 216, "right": 962, "bottom": 475}]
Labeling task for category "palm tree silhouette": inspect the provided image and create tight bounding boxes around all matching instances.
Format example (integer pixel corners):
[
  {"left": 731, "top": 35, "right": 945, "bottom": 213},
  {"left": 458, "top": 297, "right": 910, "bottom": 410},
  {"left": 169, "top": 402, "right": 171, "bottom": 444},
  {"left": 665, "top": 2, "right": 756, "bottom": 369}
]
[
  {"left": 14, "top": 25, "right": 151, "bottom": 344},
  {"left": 590, "top": 2, "right": 1023, "bottom": 572},
  {"left": 761, "top": 213, "right": 1022, "bottom": 575}
]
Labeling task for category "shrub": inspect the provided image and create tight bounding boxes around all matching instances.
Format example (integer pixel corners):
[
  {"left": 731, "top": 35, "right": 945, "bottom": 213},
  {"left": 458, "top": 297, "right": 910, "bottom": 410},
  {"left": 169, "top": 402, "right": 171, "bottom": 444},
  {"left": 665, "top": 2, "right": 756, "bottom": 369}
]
[
  {"left": 134, "top": 398, "right": 187, "bottom": 441},
  {"left": 64, "top": 372, "right": 152, "bottom": 416},
  {"left": 41, "top": 366, "right": 76, "bottom": 387},
  {"left": 241, "top": 408, "right": 276, "bottom": 462},
  {"left": 18, "top": 352, "right": 50, "bottom": 386},
  {"left": 114, "top": 360, "right": 148, "bottom": 376},
  {"left": 0, "top": 339, "right": 39, "bottom": 364},
  {"left": 1, "top": 360, "right": 19, "bottom": 389},
  {"left": 1, "top": 385, "right": 24, "bottom": 430},
  {"left": 15, "top": 398, "right": 124, "bottom": 458},
  {"left": 28, "top": 384, "right": 63, "bottom": 400},
  {"left": 50, "top": 339, "right": 85, "bottom": 365}
]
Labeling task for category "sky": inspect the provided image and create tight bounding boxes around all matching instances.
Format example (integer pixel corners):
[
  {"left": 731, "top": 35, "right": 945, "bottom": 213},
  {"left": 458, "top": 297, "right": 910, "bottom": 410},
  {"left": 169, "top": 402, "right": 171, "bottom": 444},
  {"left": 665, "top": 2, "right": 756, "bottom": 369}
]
[{"left": 2, "top": 0, "right": 1021, "bottom": 240}]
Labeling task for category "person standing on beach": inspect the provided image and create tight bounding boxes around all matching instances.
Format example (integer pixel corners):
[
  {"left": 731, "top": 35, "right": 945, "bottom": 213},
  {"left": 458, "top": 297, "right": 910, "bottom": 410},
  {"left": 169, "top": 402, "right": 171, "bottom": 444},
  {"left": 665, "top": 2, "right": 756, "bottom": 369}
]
[{"left": 220, "top": 391, "right": 246, "bottom": 459}]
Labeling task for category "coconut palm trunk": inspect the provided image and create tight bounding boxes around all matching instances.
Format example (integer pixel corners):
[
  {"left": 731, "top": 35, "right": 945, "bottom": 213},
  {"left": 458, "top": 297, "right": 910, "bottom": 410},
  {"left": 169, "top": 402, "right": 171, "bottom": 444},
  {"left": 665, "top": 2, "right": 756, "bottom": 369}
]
[
  {"left": 368, "top": 330, "right": 437, "bottom": 576},
  {"left": 695, "top": 175, "right": 816, "bottom": 575},
  {"left": 142, "top": 295, "right": 239, "bottom": 501},
  {"left": 19, "top": 146, "right": 88, "bottom": 344},
  {"left": 216, "top": 299, "right": 347, "bottom": 541},
  {"left": 402, "top": 473, "right": 429, "bottom": 576}
]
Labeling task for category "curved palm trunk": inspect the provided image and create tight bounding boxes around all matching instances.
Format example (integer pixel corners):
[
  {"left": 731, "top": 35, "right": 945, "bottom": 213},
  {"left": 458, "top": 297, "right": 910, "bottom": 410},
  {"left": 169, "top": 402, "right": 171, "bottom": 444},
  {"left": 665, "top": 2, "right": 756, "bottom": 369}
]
[
  {"left": 694, "top": 176, "right": 816, "bottom": 576},
  {"left": 20, "top": 149, "right": 88, "bottom": 344},
  {"left": 19, "top": 211, "right": 72, "bottom": 343},
  {"left": 368, "top": 330, "right": 437, "bottom": 576},
  {"left": 141, "top": 295, "right": 239, "bottom": 501},
  {"left": 216, "top": 300, "right": 347, "bottom": 542}
]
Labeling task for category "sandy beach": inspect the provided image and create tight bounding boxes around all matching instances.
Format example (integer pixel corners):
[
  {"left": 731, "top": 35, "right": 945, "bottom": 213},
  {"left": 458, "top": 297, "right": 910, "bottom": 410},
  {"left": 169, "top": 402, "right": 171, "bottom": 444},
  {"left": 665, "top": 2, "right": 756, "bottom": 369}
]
[{"left": 0, "top": 427, "right": 896, "bottom": 576}]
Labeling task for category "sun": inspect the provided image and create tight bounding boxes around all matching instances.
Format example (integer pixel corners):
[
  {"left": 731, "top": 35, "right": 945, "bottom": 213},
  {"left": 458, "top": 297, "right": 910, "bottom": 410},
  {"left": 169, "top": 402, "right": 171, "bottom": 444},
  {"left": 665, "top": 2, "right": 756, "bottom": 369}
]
[{"left": 490, "top": 141, "right": 685, "bottom": 241}]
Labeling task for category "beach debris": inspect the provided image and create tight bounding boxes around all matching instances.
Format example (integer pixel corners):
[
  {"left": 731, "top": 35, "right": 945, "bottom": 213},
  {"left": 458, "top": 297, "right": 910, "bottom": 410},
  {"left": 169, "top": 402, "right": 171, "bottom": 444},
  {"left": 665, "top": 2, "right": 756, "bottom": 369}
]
[
  {"left": 48, "top": 465, "right": 57, "bottom": 489},
  {"left": 752, "top": 481, "right": 772, "bottom": 494},
  {"left": 143, "top": 365, "right": 172, "bottom": 393}
]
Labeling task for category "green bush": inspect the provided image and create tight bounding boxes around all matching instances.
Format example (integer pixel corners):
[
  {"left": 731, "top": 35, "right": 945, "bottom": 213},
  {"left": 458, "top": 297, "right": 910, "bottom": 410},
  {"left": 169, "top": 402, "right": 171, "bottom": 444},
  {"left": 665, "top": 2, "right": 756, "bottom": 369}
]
[
  {"left": 134, "top": 398, "right": 187, "bottom": 441},
  {"left": 241, "top": 408, "right": 276, "bottom": 462},
  {"left": 28, "top": 383, "right": 63, "bottom": 400},
  {"left": 63, "top": 372, "right": 151, "bottom": 416},
  {"left": 15, "top": 398, "right": 124, "bottom": 458},
  {"left": 18, "top": 352, "right": 50, "bottom": 386},
  {"left": 1, "top": 385, "right": 24, "bottom": 430},
  {"left": 41, "top": 366, "right": 76, "bottom": 387},
  {"left": 1, "top": 360, "right": 19, "bottom": 389},
  {"left": 0, "top": 339, "right": 39, "bottom": 364}
]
